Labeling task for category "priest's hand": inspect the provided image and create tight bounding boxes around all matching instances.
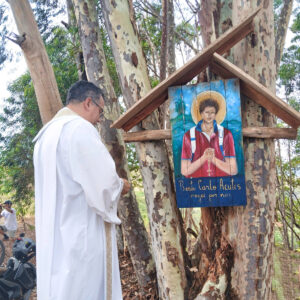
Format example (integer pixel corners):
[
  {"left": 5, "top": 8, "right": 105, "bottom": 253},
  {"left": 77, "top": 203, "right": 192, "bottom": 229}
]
[{"left": 121, "top": 179, "right": 131, "bottom": 195}]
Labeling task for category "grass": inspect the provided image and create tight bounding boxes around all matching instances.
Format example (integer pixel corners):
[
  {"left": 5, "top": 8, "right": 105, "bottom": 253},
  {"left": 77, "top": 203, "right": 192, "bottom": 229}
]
[
  {"left": 272, "top": 249, "right": 285, "bottom": 300},
  {"left": 134, "top": 187, "right": 149, "bottom": 229}
]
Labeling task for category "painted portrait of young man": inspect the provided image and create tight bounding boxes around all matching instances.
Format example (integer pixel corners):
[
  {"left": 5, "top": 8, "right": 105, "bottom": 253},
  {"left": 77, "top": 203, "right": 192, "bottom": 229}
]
[{"left": 169, "top": 79, "right": 246, "bottom": 208}]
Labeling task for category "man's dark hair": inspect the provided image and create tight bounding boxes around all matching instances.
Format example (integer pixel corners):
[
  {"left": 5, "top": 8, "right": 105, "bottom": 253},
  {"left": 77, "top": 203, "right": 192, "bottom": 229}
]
[
  {"left": 199, "top": 99, "right": 219, "bottom": 114},
  {"left": 66, "top": 81, "right": 104, "bottom": 105}
]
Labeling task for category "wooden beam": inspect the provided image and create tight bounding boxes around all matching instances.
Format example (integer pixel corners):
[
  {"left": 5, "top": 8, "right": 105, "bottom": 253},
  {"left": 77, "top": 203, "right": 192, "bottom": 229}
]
[
  {"left": 212, "top": 53, "right": 300, "bottom": 128},
  {"left": 111, "top": 7, "right": 261, "bottom": 131},
  {"left": 210, "top": 61, "right": 233, "bottom": 79},
  {"left": 123, "top": 130, "right": 171, "bottom": 142},
  {"left": 242, "top": 127, "right": 297, "bottom": 139},
  {"left": 123, "top": 127, "right": 297, "bottom": 142}
]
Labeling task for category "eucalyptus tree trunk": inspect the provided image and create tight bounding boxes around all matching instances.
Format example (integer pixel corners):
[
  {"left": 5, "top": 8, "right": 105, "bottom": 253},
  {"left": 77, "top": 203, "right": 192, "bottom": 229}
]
[
  {"left": 100, "top": 0, "right": 187, "bottom": 298},
  {"left": 65, "top": 0, "right": 87, "bottom": 81},
  {"left": 228, "top": 1, "right": 277, "bottom": 298},
  {"left": 277, "top": 140, "right": 290, "bottom": 248},
  {"left": 189, "top": 2, "right": 235, "bottom": 299},
  {"left": 275, "top": 0, "right": 294, "bottom": 73},
  {"left": 8, "top": 0, "right": 62, "bottom": 124},
  {"left": 159, "top": 0, "right": 167, "bottom": 83},
  {"left": 288, "top": 141, "right": 294, "bottom": 249},
  {"left": 166, "top": 0, "right": 176, "bottom": 76},
  {"left": 160, "top": 0, "right": 175, "bottom": 176},
  {"left": 189, "top": 1, "right": 279, "bottom": 299},
  {"left": 71, "top": 0, "right": 156, "bottom": 292}
]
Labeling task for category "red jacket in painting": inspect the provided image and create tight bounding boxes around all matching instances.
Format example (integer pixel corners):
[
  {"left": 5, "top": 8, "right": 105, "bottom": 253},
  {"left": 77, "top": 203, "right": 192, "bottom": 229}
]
[{"left": 181, "top": 120, "right": 236, "bottom": 178}]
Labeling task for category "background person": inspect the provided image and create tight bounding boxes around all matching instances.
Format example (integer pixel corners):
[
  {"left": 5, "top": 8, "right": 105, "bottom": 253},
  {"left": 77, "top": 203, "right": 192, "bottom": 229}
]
[
  {"left": 0, "top": 200, "right": 18, "bottom": 241},
  {"left": 33, "top": 80, "right": 130, "bottom": 300}
]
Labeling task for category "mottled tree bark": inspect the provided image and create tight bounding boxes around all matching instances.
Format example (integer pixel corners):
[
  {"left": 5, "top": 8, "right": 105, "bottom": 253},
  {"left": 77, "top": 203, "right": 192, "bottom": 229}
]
[
  {"left": 100, "top": 0, "right": 187, "bottom": 298},
  {"left": 159, "top": 0, "right": 175, "bottom": 177},
  {"left": 71, "top": 0, "right": 156, "bottom": 293},
  {"left": 166, "top": 0, "right": 176, "bottom": 76},
  {"left": 159, "top": 0, "right": 168, "bottom": 82},
  {"left": 275, "top": 0, "right": 294, "bottom": 73},
  {"left": 198, "top": 0, "right": 217, "bottom": 47},
  {"left": 65, "top": 0, "right": 87, "bottom": 81},
  {"left": 288, "top": 141, "right": 294, "bottom": 249},
  {"left": 277, "top": 140, "right": 290, "bottom": 248},
  {"left": 227, "top": 1, "right": 277, "bottom": 298},
  {"left": 8, "top": 0, "right": 62, "bottom": 124},
  {"left": 189, "top": 2, "right": 235, "bottom": 299},
  {"left": 190, "top": 1, "right": 279, "bottom": 299}
]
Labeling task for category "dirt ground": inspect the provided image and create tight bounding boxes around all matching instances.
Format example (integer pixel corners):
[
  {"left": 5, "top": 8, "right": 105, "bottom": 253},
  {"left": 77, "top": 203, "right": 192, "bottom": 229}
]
[{"left": 2, "top": 218, "right": 299, "bottom": 299}]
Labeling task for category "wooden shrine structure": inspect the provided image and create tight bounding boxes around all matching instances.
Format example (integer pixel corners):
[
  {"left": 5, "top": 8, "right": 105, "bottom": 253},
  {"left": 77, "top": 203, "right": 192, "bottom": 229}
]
[{"left": 111, "top": 7, "right": 300, "bottom": 141}]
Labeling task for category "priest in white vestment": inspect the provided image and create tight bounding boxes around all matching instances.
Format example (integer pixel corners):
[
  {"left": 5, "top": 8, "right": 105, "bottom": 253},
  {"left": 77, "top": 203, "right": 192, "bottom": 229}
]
[{"left": 33, "top": 80, "right": 130, "bottom": 300}]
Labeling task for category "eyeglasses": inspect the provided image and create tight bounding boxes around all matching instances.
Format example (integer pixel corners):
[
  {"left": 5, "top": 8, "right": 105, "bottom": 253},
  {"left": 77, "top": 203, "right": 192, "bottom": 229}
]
[{"left": 92, "top": 99, "right": 104, "bottom": 118}]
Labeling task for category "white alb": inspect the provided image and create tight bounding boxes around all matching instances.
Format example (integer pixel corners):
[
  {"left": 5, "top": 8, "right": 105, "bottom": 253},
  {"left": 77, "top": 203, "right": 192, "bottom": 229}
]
[{"left": 33, "top": 108, "right": 124, "bottom": 300}]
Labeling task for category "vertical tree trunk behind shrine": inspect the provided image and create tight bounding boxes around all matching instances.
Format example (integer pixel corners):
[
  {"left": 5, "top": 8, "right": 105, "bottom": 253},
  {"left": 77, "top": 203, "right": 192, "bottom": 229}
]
[
  {"left": 100, "top": 0, "right": 188, "bottom": 298},
  {"left": 191, "top": 1, "right": 277, "bottom": 299},
  {"left": 71, "top": 0, "right": 156, "bottom": 293},
  {"left": 229, "top": 2, "right": 276, "bottom": 298}
]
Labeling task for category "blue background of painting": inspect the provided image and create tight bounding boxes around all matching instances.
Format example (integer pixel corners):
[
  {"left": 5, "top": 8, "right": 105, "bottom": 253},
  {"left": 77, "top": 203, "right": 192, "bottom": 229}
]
[{"left": 169, "top": 79, "right": 246, "bottom": 208}]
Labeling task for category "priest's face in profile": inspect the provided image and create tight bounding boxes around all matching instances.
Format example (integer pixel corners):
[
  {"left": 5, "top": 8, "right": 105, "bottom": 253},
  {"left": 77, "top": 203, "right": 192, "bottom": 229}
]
[{"left": 89, "top": 96, "right": 105, "bottom": 125}]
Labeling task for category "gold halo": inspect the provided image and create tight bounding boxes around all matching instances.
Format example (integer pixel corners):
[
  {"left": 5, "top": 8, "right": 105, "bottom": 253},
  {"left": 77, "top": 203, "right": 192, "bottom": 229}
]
[{"left": 191, "top": 90, "right": 226, "bottom": 124}]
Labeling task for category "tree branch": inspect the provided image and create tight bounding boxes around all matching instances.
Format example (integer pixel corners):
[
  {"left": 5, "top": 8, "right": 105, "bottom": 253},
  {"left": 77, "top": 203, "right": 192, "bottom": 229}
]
[
  {"left": 136, "top": 0, "right": 199, "bottom": 53},
  {"left": 277, "top": 203, "right": 300, "bottom": 241},
  {"left": 5, "top": 32, "right": 26, "bottom": 46}
]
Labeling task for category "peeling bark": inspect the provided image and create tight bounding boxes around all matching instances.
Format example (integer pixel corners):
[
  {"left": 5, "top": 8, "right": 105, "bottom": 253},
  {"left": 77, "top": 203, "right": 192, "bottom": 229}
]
[
  {"left": 100, "top": 0, "right": 187, "bottom": 298},
  {"left": 190, "top": 1, "right": 277, "bottom": 299},
  {"left": 227, "top": 1, "right": 277, "bottom": 299},
  {"left": 160, "top": 0, "right": 175, "bottom": 178},
  {"left": 159, "top": 0, "right": 168, "bottom": 82},
  {"left": 277, "top": 140, "right": 289, "bottom": 248},
  {"left": 198, "top": 0, "right": 217, "bottom": 47},
  {"left": 8, "top": 0, "right": 62, "bottom": 124},
  {"left": 167, "top": 0, "right": 176, "bottom": 75},
  {"left": 65, "top": 0, "right": 87, "bottom": 81},
  {"left": 72, "top": 0, "right": 156, "bottom": 293},
  {"left": 275, "top": 0, "right": 294, "bottom": 73}
]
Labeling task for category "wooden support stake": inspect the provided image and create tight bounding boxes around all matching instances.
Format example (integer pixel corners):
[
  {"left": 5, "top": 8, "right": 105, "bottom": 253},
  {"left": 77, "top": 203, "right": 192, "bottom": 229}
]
[{"left": 123, "top": 127, "right": 297, "bottom": 142}]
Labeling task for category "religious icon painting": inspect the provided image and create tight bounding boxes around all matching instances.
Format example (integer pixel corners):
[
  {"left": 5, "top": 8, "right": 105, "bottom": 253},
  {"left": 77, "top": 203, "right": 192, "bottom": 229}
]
[{"left": 169, "top": 79, "right": 247, "bottom": 208}]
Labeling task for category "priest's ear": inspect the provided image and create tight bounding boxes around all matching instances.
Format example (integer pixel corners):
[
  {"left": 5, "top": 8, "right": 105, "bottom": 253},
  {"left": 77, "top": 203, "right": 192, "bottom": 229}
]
[{"left": 83, "top": 97, "right": 93, "bottom": 110}]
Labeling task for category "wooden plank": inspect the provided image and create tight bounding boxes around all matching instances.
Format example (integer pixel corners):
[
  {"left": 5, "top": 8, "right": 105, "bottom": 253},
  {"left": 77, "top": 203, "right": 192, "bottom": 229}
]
[
  {"left": 123, "top": 93, "right": 168, "bottom": 131},
  {"left": 210, "top": 61, "right": 234, "bottom": 79},
  {"left": 212, "top": 53, "right": 300, "bottom": 128},
  {"left": 215, "top": 23, "right": 254, "bottom": 55},
  {"left": 240, "top": 83, "right": 300, "bottom": 128},
  {"left": 123, "top": 130, "right": 171, "bottom": 142},
  {"left": 111, "top": 7, "right": 261, "bottom": 130},
  {"left": 211, "top": 60, "right": 300, "bottom": 128},
  {"left": 242, "top": 127, "right": 297, "bottom": 139},
  {"left": 122, "top": 127, "right": 297, "bottom": 142}
]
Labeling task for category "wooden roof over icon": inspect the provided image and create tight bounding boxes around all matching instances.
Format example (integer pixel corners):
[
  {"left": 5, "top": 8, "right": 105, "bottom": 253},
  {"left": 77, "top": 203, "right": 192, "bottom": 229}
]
[{"left": 111, "top": 7, "right": 300, "bottom": 141}]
